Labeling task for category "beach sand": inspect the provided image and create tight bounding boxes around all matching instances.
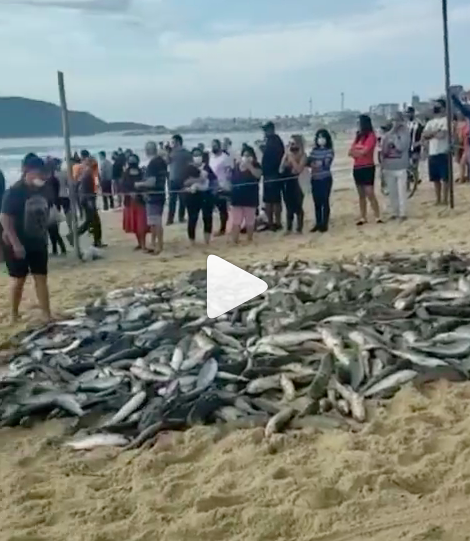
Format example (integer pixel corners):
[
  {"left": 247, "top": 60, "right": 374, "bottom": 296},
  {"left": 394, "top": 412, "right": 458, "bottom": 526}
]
[{"left": 1, "top": 141, "right": 470, "bottom": 540}]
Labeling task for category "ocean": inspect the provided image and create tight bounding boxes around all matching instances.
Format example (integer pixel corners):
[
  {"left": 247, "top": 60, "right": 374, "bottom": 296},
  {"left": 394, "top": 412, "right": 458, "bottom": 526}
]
[{"left": 0, "top": 131, "right": 306, "bottom": 186}]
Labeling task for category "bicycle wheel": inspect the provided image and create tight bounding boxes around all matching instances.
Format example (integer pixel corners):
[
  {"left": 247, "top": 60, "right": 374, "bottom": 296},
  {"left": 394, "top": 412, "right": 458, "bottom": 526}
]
[{"left": 407, "top": 168, "right": 419, "bottom": 199}]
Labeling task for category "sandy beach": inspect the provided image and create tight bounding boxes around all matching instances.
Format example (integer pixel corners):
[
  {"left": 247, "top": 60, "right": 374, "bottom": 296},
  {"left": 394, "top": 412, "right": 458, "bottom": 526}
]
[{"left": 1, "top": 139, "right": 470, "bottom": 540}]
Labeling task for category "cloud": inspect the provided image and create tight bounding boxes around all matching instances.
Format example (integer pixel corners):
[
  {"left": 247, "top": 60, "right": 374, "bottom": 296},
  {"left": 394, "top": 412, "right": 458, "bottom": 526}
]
[
  {"left": 2, "top": 0, "right": 131, "bottom": 12},
  {"left": 0, "top": 0, "right": 469, "bottom": 125}
]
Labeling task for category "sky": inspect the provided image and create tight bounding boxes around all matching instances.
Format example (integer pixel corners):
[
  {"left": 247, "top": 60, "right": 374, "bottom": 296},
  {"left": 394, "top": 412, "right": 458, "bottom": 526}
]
[{"left": 0, "top": 0, "right": 469, "bottom": 127}]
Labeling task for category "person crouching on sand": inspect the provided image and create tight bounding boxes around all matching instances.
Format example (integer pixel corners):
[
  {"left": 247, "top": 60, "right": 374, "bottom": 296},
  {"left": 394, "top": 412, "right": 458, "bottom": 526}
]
[
  {"left": 349, "top": 114, "right": 382, "bottom": 225},
  {"left": 230, "top": 145, "right": 262, "bottom": 244},
  {"left": 183, "top": 148, "right": 216, "bottom": 246},
  {"left": 122, "top": 154, "right": 148, "bottom": 251},
  {"left": 0, "top": 154, "right": 52, "bottom": 324}
]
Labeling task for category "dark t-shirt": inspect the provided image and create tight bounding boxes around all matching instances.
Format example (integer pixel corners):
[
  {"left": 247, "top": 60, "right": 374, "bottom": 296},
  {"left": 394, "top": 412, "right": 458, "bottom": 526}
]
[
  {"left": 122, "top": 167, "right": 144, "bottom": 206},
  {"left": 262, "top": 134, "right": 285, "bottom": 178},
  {"left": 112, "top": 158, "right": 125, "bottom": 180},
  {"left": 231, "top": 167, "right": 260, "bottom": 208},
  {"left": 144, "top": 156, "right": 167, "bottom": 205},
  {"left": 1, "top": 180, "right": 49, "bottom": 250}
]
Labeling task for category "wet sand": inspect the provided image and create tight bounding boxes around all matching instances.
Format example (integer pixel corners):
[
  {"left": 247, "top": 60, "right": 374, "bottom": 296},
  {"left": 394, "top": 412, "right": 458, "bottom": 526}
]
[{"left": 1, "top": 143, "right": 470, "bottom": 540}]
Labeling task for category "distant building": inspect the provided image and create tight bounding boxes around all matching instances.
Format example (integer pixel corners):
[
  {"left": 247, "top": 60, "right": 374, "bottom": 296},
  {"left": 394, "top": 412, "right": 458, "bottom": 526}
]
[{"left": 369, "top": 103, "right": 399, "bottom": 119}]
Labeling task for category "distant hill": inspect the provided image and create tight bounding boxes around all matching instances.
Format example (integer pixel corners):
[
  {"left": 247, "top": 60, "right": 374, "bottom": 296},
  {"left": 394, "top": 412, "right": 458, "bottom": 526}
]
[{"left": 0, "top": 97, "right": 165, "bottom": 138}]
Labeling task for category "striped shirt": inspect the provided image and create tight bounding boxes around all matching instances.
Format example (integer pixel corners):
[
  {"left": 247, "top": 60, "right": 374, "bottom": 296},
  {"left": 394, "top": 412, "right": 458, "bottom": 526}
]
[{"left": 308, "top": 148, "right": 335, "bottom": 180}]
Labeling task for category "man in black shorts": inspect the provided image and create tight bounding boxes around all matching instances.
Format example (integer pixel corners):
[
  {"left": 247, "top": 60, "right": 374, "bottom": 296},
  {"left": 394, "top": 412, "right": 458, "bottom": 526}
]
[
  {"left": 422, "top": 99, "right": 450, "bottom": 205},
  {"left": 0, "top": 154, "right": 51, "bottom": 323},
  {"left": 261, "top": 121, "right": 285, "bottom": 231}
]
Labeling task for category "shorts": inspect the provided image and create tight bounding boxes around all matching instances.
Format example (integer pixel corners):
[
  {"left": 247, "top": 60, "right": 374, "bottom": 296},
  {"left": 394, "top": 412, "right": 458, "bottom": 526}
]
[
  {"left": 428, "top": 153, "right": 449, "bottom": 182},
  {"left": 263, "top": 177, "right": 283, "bottom": 204},
  {"left": 145, "top": 202, "right": 164, "bottom": 226},
  {"left": 2, "top": 245, "right": 48, "bottom": 279},
  {"left": 353, "top": 165, "right": 375, "bottom": 187},
  {"left": 231, "top": 206, "right": 256, "bottom": 228}
]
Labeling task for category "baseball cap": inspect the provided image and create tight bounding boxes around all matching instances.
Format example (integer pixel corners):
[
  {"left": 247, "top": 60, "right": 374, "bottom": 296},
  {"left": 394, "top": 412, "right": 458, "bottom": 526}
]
[{"left": 262, "top": 121, "right": 275, "bottom": 131}]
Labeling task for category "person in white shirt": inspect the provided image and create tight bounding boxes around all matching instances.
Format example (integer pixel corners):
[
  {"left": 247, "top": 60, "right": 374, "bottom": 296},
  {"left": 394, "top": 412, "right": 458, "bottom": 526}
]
[
  {"left": 209, "top": 139, "right": 232, "bottom": 236},
  {"left": 222, "top": 137, "right": 236, "bottom": 168},
  {"left": 422, "top": 99, "right": 450, "bottom": 205},
  {"left": 98, "top": 151, "right": 114, "bottom": 210}
]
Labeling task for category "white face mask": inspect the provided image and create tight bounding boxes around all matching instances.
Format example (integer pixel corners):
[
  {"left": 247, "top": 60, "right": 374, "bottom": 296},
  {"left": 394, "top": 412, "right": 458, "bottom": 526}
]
[
  {"left": 32, "top": 177, "right": 45, "bottom": 187},
  {"left": 193, "top": 157, "right": 203, "bottom": 166},
  {"left": 317, "top": 137, "right": 327, "bottom": 147}
]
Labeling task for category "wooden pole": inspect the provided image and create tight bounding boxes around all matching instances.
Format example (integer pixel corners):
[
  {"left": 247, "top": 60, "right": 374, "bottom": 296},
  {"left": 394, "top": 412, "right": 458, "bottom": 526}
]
[
  {"left": 442, "top": 0, "right": 454, "bottom": 209},
  {"left": 57, "top": 71, "right": 82, "bottom": 260}
]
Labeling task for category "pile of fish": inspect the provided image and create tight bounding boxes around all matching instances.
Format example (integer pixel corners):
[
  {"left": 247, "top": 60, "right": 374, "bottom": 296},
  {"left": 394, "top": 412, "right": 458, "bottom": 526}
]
[{"left": 2, "top": 251, "right": 470, "bottom": 451}]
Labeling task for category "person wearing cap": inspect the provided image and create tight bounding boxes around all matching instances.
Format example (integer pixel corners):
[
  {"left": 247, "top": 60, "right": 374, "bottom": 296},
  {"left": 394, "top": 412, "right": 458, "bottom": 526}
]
[
  {"left": 261, "top": 121, "right": 285, "bottom": 231},
  {"left": 381, "top": 112, "right": 411, "bottom": 220},
  {"left": 0, "top": 154, "right": 52, "bottom": 323},
  {"left": 135, "top": 141, "right": 167, "bottom": 254}
]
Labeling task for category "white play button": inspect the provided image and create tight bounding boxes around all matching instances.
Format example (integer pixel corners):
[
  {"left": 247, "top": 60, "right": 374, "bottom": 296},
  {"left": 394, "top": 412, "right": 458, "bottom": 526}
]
[{"left": 206, "top": 255, "right": 269, "bottom": 319}]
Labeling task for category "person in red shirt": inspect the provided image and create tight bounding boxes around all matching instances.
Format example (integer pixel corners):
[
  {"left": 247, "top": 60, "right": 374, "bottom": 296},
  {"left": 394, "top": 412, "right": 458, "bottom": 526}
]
[{"left": 348, "top": 114, "right": 382, "bottom": 225}]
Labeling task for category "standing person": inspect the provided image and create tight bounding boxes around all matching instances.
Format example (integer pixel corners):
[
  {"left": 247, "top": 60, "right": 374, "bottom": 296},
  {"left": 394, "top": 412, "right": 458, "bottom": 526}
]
[
  {"left": 0, "top": 167, "right": 5, "bottom": 206},
  {"left": 406, "top": 107, "right": 424, "bottom": 183},
  {"left": 451, "top": 93, "right": 470, "bottom": 184},
  {"left": 230, "top": 146, "right": 262, "bottom": 244},
  {"left": 112, "top": 151, "right": 125, "bottom": 208},
  {"left": 167, "top": 134, "right": 191, "bottom": 225},
  {"left": 0, "top": 155, "right": 51, "bottom": 323},
  {"left": 122, "top": 154, "right": 148, "bottom": 251},
  {"left": 222, "top": 137, "right": 236, "bottom": 167},
  {"left": 279, "top": 134, "right": 306, "bottom": 234},
  {"left": 422, "top": 99, "right": 450, "bottom": 206},
  {"left": 72, "top": 151, "right": 86, "bottom": 219},
  {"left": 308, "top": 129, "right": 335, "bottom": 233},
  {"left": 349, "top": 114, "right": 382, "bottom": 225},
  {"left": 135, "top": 142, "right": 167, "bottom": 255},
  {"left": 77, "top": 155, "right": 105, "bottom": 247},
  {"left": 261, "top": 121, "right": 285, "bottom": 231},
  {"left": 57, "top": 158, "right": 74, "bottom": 245},
  {"left": 45, "top": 159, "right": 67, "bottom": 255},
  {"left": 98, "top": 151, "right": 114, "bottom": 210},
  {"left": 183, "top": 148, "right": 216, "bottom": 246},
  {"left": 381, "top": 112, "right": 411, "bottom": 221},
  {"left": 209, "top": 139, "right": 231, "bottom": 236}
]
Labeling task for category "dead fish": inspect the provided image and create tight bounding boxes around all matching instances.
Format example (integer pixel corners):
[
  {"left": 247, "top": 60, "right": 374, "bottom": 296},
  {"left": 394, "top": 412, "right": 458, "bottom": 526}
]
[
  {"left": 362, "top": 369, "right": 418, "bottom": 398},
  {"left": 264, "top": 407, "right": 296, "bottom": 438},
  {"left": 64, "top": 433, "right": 130, "bottom": 450},
  {"left": 103, "top": 390, "right": 147, "bottom": 427},
  {"left": 280, "top": 374, "right": 296, "bottom": 402},
  {"left": 330, "top": 378, "right": 366, "bottom": 422}
]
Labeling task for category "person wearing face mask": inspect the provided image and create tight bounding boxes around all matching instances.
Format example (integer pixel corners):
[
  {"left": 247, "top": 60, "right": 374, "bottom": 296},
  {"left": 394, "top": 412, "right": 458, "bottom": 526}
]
[
  {"left": 422, "top": 99, "right": 450, "bottom": 205},
  {"left": 230, "top": 146, "right": 262, "bottom": 244},
  {"left": 308, "top": 129, "right": 335, "bottom": 232},
  {"left": 381, "top": 112, "right": 411, "bottom": 220},
  {"left": 209, "top": 139, "right": 232, "bottom": 236},
  {"left": 183, "top": 149, "right": 216, "bottom": 246},
  {"left": 279, "top": 134, "right": 306, "bottom": 234},
  {"left": 349, "top": 114, "right": 382, "bottom": 225},
  {"left": 0, "top": 154, "right": 52, "bottom": 323},
  {"left": 122, "top": 154, "right": 149, "bottom": 251}
]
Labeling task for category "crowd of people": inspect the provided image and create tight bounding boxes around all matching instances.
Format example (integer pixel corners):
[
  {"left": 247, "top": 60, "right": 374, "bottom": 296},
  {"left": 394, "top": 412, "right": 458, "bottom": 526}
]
[{"left": 1, "top": 90, "right": 470, "bottom": 324}]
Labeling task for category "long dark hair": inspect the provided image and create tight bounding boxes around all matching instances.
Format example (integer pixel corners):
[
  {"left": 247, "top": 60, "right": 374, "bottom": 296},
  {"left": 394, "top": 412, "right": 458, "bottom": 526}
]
[
  {"left": 241, "top": 145, "right": 260, "bottom": 167},
  {"left": 314, "top": 129, "right": 333, "bottom": 150},
  {"left": 355, "top": 114, "right": 374, "bottom": 143}
]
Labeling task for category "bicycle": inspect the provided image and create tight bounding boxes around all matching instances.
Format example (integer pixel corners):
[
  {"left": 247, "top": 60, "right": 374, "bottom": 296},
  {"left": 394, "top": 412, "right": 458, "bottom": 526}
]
[{"left": 380, "top": 162, "right": 420, "bottom": 199}]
